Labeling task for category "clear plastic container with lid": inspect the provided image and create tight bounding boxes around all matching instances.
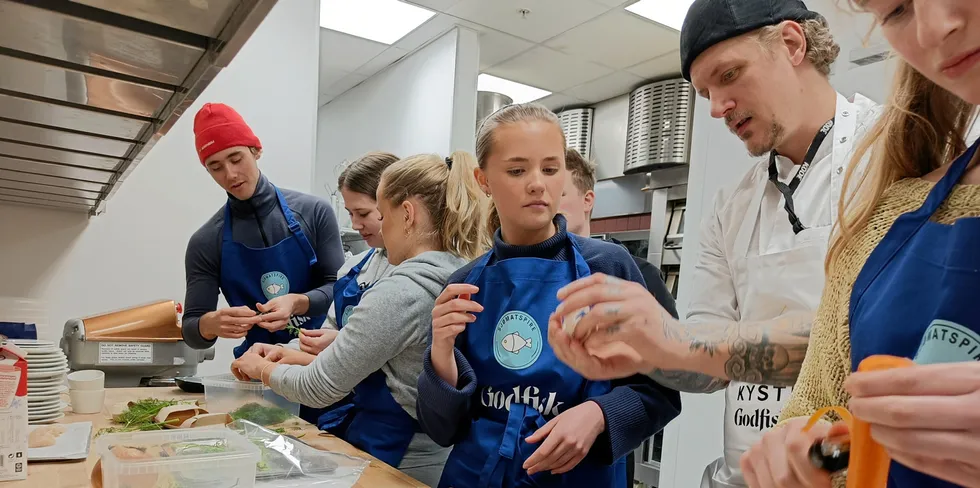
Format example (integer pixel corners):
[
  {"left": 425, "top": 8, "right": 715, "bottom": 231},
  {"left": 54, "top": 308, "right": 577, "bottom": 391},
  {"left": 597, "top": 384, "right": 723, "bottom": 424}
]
[
  {"left": 95, "top": 429, "right": 260, "bottom": 488},
  {"left": 201, "top": 373, "right": 300, "bottom": 425}
]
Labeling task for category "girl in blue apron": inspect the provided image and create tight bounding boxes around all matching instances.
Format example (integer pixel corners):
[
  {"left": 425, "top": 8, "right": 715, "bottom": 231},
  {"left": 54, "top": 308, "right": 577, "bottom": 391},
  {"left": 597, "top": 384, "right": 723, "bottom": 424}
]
[
  {"left": 738, "top": 2, "right": 980, "bottom": 486},
  {"left": 232, "top": 152, "right": 491, "bottom": 486},
  {"left": 283, "top": 152, "right": 399, "bottom": 434},
  {"left": 416, "top": 103, "right": 681, "bottom": 488}
]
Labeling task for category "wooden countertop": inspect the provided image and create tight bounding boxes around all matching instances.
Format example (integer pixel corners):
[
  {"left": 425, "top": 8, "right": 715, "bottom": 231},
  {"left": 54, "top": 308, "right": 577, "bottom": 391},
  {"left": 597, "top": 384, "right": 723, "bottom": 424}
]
[{"left": 15, "top": 387, "right": 427, "bottom": 488}]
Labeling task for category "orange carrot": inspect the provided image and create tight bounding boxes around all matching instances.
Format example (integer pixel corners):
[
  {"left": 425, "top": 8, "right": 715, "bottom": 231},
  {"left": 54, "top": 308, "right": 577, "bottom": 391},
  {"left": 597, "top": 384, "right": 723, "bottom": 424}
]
[{"left": 803, "top": 354, "right": 915, "bottom": 488}]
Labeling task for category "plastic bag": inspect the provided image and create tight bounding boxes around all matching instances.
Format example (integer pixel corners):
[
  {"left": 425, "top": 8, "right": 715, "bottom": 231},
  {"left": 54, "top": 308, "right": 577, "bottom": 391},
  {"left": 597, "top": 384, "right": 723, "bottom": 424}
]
[{"left": 227, "top": 419, "right": 370, "bottom": 488}]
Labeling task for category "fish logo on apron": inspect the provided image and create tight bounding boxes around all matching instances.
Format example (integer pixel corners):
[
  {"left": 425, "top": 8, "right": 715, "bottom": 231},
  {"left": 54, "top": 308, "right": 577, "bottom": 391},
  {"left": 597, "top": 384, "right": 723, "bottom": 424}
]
[
  {"left": 341, "top": 305, "right": 355, "bottom": 327},
  {"left": 260, "top": 271, "right": 290, "bottom": 300},
  {"left": 493, "top": 311, "right": 543, "bottom": 370}
]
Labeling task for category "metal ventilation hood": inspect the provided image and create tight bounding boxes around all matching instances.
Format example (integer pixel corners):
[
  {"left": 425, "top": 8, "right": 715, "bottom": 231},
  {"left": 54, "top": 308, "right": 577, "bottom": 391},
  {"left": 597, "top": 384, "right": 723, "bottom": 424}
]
[{"left": 0, "top": 0, "right": 277, "bottom": 215}]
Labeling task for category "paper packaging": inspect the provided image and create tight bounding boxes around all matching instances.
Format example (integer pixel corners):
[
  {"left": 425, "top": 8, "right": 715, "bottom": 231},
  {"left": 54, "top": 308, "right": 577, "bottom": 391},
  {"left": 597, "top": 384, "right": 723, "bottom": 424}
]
[{"left": 0, "top": 343, "right": 28, "bottom": 481}]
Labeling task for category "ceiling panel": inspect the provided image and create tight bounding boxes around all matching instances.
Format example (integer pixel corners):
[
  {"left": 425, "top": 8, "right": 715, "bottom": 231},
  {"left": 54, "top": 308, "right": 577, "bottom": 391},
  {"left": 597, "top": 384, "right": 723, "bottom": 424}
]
[
  {"left": 393, "top": 14, "right": 458, "bottom": 52},
  {"left": 402, "top": 0, "right": 463, "bottom": 11},
  {"left": 478, "top": 30, "right": 535, "bottom": 70},
  {"left": 319, "top": 28, "right": 388, "bottom": 73},
  {"left": 564, "top": 70, "right": 645, "bottom": 103},
  {"left": 536, "top": 93, "right": 589, "bottom": 112},
  {"left": 626, "top": 50, "right": 682, "bottom": 79},
  {"left": 356, "top": 47, "right": 409, "bottom": 77},
  {"left": 318, "top": 66, "right": 350, "bottom": 95},
  {"left": 545, "top": 10, "right": 679, "bottom": 70},
  {"left": 593, "top": 0, "right": 631, "bottom": 6},
  {"left": 448, "top": 0, "right": 610, "bottom": 43},
  {"left": 487, "top": 46, "right": 613, "bottom": 92}
]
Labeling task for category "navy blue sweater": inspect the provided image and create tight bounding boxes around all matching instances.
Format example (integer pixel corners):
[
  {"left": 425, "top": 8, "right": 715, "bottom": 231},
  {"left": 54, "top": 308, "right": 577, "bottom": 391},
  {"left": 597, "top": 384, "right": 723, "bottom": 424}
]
[{"left": 416, "top": 216, "right": 682, "bottom": 464}]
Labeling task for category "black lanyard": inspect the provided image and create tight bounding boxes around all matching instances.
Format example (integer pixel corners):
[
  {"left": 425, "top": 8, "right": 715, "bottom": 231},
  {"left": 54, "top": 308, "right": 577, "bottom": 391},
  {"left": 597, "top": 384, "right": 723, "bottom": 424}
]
[{"left": 768, "top": 118, "right": 835, "bottom": 234}]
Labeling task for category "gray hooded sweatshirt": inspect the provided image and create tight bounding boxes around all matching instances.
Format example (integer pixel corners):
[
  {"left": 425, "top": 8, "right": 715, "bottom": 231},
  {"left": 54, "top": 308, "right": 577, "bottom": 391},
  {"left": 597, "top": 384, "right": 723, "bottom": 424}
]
[{"left": 269, "top": 250, "right": 465, "bottom": 485}]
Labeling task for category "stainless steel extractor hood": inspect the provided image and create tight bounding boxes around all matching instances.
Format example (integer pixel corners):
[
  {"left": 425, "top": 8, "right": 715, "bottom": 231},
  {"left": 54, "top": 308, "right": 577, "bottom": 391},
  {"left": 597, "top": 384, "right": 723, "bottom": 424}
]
[{"left": 0, "top": 0, "right": 277, "bottom": 215}]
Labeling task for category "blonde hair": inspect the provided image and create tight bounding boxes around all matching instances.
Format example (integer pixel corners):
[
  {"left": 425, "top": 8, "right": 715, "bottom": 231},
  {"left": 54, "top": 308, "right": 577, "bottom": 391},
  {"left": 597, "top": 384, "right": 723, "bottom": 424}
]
[
  {"left": 475, "top": 103, "right": 567, "bottom": 235},
  {"left": 827, "top": 60, "right": 975, "bottom": 271},
  {"left": 757, "top": 18, "right": 841, "bottom": 76},
  {"left": 380, "top": 152, "right": 490, "bottom": 261}
]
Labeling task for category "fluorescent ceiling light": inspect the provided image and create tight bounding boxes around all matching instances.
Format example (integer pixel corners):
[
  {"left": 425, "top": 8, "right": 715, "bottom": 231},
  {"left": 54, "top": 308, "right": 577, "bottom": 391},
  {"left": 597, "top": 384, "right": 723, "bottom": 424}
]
[
  {"left": 478, "top": 74, "right": 551, "bottom": 104},
  {"left": 320, "top": 0, "right": 435, "bottom": 45},
  {"left": 626, "top": 0, "right": 695, "bottom": 31}
]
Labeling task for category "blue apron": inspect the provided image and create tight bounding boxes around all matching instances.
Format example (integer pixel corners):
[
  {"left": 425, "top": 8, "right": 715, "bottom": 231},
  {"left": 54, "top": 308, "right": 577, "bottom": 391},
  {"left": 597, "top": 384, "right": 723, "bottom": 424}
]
[
  {"left": 849, "top": 139, "right": 980, "bottom": 488},
  {"left": 219, "top": 187, "right": 327, "bottom": 424},
  {"left": 438, "top": 238, "right": 626, "bottom": 488},
  {"left": 313, "top": 250, "right": 373, "bottom": 434},
  {"left": 322, "top": 248, "right": 420, "bottom": 468}
]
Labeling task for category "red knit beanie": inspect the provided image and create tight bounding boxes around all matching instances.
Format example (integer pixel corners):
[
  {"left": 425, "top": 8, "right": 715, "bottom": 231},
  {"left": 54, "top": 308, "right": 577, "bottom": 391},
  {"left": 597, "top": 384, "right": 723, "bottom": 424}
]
[{"left": 193, "top": 103, "right": 262, "bottom": 165}]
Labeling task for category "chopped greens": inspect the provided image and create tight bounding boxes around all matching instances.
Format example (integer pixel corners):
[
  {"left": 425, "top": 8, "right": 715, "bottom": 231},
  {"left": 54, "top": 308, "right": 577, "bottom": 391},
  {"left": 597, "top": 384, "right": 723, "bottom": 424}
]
[
  {"left": 230, "top": 402, "right": 293, "bottom": 426},
  {"left": 96, "top": 399, "right": 186, "bottom": 436}
]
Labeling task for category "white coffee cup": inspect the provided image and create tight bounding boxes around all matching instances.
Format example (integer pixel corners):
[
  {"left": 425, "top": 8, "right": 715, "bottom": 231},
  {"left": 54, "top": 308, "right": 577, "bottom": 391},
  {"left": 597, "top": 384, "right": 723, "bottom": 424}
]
[
  {"left": 67, "top": 370, "right": 104, "bottom": 391},
  {"left": 69, "top": 388, "right": 105, "bottom": 414}
]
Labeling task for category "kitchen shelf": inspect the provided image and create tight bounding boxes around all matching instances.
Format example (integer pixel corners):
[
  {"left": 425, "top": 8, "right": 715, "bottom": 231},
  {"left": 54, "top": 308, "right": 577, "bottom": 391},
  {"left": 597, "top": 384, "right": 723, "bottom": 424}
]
[{"left": 0, "top": 0, "right": 278, "bottom": 215}]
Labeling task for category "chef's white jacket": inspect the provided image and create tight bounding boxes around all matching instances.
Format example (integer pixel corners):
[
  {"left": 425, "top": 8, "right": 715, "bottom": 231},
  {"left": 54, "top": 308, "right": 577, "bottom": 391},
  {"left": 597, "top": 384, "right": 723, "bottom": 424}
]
[{"left": 686, "top": 93, "right": 881, "bottom": 488}]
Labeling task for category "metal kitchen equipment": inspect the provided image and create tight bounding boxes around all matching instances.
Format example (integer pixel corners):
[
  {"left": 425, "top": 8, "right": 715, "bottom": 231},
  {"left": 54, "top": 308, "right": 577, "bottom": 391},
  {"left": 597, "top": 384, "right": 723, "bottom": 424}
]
[
  {"left": 61, "top": 300, "right": 213, "bottom": 388},
  {"left": 557, "top": 108, "right": 595, "bottom": 159},
  {"left": 624, "top": 78, "right": 696, "bottom": 174},
  {"left": 0, "top": 0, "right": 278, "bottom": 215},
  {"left": 476, "top": 91, "right": 513, "bottom": 131}
]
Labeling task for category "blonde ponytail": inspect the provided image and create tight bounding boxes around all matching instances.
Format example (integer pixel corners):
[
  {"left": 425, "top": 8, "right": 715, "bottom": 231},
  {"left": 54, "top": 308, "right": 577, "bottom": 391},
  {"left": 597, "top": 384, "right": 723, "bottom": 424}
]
[{"left": 381, "top": 153, "right": 490, "bottom": 261}]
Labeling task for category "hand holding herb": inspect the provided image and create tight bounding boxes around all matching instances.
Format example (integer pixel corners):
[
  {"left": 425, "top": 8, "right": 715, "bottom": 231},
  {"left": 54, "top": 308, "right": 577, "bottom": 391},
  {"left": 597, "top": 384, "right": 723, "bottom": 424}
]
[{"left": 255, "top": 294, "right": 309, "bottom": 332}]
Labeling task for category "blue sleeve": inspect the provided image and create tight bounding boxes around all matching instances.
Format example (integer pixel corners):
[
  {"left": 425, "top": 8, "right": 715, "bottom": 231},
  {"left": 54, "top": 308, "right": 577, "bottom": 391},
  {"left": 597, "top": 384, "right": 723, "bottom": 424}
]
[
  {"left": 303, "top": 200, "right": 345, "bottom": 316},
  {"left": 416, "top": 262, "right": 480, "bottom": 447},
  {"left": 575, "top": 237, "right": 683, "bottom": 462}
]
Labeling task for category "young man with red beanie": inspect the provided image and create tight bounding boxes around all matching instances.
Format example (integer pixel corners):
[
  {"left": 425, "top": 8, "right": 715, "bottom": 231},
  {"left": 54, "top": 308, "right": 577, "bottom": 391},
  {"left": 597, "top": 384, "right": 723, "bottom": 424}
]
[{"left": 181, "top": 102, "right": 345, "bottom": 376}]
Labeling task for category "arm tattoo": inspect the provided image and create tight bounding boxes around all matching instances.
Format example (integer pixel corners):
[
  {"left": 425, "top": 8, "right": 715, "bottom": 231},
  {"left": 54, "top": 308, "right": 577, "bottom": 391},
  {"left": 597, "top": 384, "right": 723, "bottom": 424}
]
[
  {"left": 648, "top": 369, "right": 730, "bottom": 393},
  {"left": 658, "top": 311, "right": 813, "bottom": 388}
]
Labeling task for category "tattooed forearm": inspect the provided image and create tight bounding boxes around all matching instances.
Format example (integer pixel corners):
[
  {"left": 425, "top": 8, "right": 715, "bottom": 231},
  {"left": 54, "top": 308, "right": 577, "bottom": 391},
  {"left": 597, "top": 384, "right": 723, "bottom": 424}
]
[
  {"left": 663, "top": 311, "right": 813, "bottom": 387},
  {"left": 648, "top": 369, "right": 730, "bottom": 393}
]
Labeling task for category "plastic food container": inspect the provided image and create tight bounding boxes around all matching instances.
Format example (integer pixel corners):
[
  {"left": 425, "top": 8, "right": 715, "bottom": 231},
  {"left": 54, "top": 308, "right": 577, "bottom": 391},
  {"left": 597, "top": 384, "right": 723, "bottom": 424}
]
[
  {"left": 95, "top": 429, "right": 260, "bottom": 488},
  {"left": 201, "top": 373, "right": 300, "bottom": 425}
]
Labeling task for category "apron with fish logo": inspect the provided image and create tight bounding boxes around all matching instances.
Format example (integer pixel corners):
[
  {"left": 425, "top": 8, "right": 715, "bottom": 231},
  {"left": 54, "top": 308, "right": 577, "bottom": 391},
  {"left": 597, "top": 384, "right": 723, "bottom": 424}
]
[
  {"left": 437, "top": 237, "right": 625, "bottom": 488},
  {"left": 220, "top": 187, "right": 325, "bottom": 359}
]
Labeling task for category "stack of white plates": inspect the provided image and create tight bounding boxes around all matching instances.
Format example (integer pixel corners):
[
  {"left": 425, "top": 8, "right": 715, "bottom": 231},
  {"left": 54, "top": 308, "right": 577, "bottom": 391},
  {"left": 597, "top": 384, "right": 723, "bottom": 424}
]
[{"left": 10, "top": 340, "right": 68, "bottom": 424}]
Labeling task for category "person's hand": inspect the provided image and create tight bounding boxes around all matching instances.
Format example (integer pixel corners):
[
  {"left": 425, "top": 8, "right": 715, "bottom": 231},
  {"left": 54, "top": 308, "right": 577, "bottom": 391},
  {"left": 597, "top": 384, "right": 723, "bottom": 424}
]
[
  {"left": 845, "top": 362, "right": 980, "bottom": 487},
  {"left": 740, "top": 416, "right": 839, "bottom": 488},
  {"left": 431, "top": 284, "right": 482, "bottom": 355},
  {"left": 298, "top": 329, "right": 338, "bottom": 355},
  {"left": 230, "top": 350, "right": 273, "bottom": 382},
  {"left": 522, "top": 401, "right": 606, "bottom": 476},
  {"left": 256, "top": 294, "right": 310, "bottom": 331},
  {"left": 200, "top": 306, "right": 263, "bottom": 340},
  {"left": 245, "top": 342, "right": 281, "bottom": 359},
  {"left": 547, "top": 313, "right": 649, "bottom": 380}
]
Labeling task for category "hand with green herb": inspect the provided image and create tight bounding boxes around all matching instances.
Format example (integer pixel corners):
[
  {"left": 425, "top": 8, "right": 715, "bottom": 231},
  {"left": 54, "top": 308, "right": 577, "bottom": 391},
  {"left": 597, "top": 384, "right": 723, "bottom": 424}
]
[
  {"left": 255, "top": 294, "right": 309, "bottom": 332},
  {"left": 245, "top": 343, "right": 315, "bottom": 366}
]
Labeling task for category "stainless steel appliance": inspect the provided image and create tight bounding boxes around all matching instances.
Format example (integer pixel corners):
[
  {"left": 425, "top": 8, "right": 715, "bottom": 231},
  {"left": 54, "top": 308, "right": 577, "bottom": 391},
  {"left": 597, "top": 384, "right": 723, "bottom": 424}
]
[
  {"left": 476, "top": 91, "right": 513, "bottom": 131},
  {"left": 61, "top": 300, "right": 212, "bottom": 388},
  {"left": 624, "top": 78, "right": 695, "bottom": 174},
  {"left": 557, "top": 108, "right": 595, "bottom": 159},
  {"left": 0, "top": 0, "right": 277, "bottom": 215}
]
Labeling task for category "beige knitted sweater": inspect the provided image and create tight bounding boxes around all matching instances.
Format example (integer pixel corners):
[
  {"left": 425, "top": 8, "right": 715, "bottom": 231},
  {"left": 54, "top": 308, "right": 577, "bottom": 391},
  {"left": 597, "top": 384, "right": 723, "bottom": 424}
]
[{"left": 779, "top": 177, "right": 980, "bottom": 484}]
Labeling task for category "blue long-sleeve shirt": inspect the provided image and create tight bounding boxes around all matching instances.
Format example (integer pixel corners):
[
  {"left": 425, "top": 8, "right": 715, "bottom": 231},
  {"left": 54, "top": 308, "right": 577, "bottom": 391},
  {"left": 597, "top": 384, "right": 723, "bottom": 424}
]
[
  {"left": 181, "top": 173, "right": 345, "bottom": 349},
  {"left": 416, "top": 215, "right": 682, "bottom": 463}
]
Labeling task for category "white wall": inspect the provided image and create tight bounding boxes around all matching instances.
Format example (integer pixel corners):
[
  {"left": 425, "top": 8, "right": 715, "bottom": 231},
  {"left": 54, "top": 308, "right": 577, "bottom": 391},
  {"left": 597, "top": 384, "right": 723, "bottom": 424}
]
[
  {"left": 315, "top": 27, "right": 480, "bottom": 227},
  {"left": 658, "top": 4, "right": 891, "bottom": 487},
  {"left": 0, "top": 0, "right": 321, "bottom": 377}
]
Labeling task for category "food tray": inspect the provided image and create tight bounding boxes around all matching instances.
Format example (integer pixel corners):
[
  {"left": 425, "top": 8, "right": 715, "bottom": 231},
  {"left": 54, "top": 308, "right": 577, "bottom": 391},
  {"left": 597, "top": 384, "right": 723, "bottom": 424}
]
[{"left": 200, "top": 374, "right": 299, "bottom": 424}]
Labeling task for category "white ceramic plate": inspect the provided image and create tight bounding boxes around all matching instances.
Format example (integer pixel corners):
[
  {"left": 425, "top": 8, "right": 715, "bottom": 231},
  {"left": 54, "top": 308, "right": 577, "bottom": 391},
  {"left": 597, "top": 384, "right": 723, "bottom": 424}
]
[
  {"left": 10, "top": 339, "right": 56, "bottom": 348},
  {"left": 28, "top": 387, "right": 67, "bottom": 398},
  {"left": 27, "top": 368, "right": 68, "bottom": 380},
  {"left": 28, "top": 412, "right": 65, "bottom": 424},
  {"left": 28, "top": 401, "right": 66, "bottom": 415}
]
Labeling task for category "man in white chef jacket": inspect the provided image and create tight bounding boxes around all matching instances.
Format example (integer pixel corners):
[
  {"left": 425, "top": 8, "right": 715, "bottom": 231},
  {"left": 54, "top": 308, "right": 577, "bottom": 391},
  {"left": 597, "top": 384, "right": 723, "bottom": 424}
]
[{"left": 546, "top": 1, "right": 881, "bottom": 487}]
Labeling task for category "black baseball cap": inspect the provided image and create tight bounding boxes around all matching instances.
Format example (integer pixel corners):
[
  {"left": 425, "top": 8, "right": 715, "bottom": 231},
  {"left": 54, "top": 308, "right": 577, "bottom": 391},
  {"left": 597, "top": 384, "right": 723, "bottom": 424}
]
[{"left": 680, "top": 0, "right": 823, "bottom": 81}]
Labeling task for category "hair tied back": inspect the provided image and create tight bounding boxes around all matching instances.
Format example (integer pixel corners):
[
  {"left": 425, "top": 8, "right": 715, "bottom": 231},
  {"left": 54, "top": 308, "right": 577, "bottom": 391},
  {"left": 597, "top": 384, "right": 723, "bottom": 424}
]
[{"left": 445, "top": 156, "right": 453, "bottom": 169}]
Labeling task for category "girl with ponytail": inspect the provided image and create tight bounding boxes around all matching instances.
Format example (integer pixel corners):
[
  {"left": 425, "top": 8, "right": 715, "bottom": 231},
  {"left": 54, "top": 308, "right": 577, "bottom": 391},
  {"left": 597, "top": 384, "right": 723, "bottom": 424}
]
[
  {"left": 231, "top": 151, "right": 488, "bottom": 486},
  {"left": 416, "top": 103, "right": 681, "bottom": 488}
]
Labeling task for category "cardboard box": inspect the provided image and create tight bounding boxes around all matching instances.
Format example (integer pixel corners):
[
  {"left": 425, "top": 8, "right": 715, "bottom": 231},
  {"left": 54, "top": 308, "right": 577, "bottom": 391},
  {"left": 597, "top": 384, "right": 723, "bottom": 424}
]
[{"left": 0, "top": 343, "right": 28, "bottom": 481}]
